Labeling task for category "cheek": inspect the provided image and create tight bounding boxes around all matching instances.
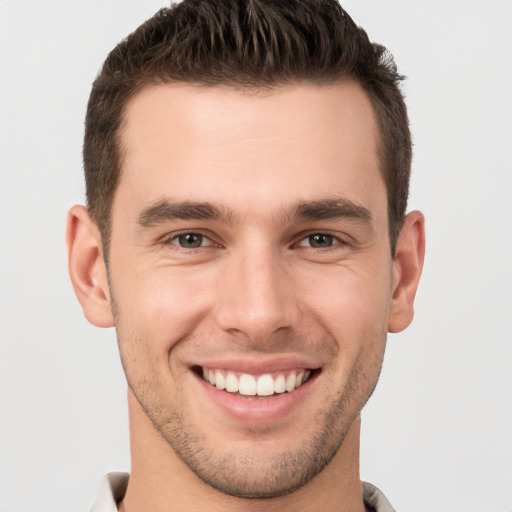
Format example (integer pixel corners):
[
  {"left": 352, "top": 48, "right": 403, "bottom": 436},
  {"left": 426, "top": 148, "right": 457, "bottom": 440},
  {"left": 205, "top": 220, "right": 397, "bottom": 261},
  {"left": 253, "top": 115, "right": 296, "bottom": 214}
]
[
  {"left": 297, "top": 263, "right": 391, "bottom": 373},
  {"left": 302, "top": 263, "right": 392, "bottom": 328},
  {"left": 306, "top": 269, "right": 389, "bottom": 403},
  {"left": 111, "top": 265, "right": 215, "bottom": 357}
]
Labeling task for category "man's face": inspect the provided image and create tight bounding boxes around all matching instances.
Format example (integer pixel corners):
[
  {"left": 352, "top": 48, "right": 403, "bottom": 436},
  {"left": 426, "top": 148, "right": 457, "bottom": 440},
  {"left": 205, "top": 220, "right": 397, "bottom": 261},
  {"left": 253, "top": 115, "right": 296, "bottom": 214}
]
[{"left": 108, "top": 82, "right": 393, "bottom": 497}]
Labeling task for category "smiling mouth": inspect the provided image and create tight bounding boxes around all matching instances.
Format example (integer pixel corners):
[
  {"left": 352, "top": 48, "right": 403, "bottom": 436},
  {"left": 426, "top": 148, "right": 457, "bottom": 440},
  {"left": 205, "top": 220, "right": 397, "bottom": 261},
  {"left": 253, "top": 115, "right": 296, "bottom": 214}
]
[{"left": 195, "top": 366, "right": 317, "bottom": 397}]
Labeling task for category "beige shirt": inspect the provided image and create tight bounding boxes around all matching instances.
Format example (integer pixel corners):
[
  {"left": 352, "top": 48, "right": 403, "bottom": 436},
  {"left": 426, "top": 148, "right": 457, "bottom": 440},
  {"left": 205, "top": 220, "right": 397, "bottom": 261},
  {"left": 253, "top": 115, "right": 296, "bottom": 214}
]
[{"left": 89, "top": 472, "right": 396, "bottom": 512}]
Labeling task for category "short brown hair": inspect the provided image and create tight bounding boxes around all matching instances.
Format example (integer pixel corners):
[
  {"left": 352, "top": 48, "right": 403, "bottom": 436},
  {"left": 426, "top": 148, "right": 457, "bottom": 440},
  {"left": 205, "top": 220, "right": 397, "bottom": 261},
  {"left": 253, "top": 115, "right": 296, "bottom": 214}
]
[{"left": 84, "top": 0, "right": 411, "bottom": 254}]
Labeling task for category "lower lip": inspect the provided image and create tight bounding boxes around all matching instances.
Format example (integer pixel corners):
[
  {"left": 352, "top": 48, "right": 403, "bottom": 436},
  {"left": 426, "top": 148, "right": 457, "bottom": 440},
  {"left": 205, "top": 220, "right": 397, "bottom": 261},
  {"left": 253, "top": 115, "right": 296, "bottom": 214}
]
[{"left": 193, "top": 371, "right": 317, "bottom": 422}]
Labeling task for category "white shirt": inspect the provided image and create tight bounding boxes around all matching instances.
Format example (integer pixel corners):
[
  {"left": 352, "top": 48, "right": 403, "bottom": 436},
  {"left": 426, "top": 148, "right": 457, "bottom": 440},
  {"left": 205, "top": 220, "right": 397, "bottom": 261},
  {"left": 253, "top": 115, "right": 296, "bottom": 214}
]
[{"left": 90, "top": 472, "right": 396, "bottom": 512}]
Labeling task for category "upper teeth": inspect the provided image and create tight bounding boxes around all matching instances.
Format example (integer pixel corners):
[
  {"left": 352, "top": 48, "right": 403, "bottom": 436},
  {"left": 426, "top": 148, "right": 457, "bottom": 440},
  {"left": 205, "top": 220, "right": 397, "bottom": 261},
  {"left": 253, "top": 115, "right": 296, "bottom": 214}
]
[{"left": 202, "top": 368, "right": 311, "bottom": 396}]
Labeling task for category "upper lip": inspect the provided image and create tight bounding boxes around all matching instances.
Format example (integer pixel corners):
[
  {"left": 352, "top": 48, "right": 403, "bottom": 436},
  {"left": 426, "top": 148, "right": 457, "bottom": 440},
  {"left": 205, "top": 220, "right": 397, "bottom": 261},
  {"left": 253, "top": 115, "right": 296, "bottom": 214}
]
[{"left": 191, "top": 354, "right": 322, "bottom": 374}]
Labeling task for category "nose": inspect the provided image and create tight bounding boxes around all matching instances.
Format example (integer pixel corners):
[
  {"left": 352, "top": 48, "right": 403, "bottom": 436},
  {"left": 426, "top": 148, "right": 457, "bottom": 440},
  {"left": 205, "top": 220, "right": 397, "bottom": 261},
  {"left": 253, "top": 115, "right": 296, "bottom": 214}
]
[{"left": 214, "top": 245, "right": 301, "bottom": 345}]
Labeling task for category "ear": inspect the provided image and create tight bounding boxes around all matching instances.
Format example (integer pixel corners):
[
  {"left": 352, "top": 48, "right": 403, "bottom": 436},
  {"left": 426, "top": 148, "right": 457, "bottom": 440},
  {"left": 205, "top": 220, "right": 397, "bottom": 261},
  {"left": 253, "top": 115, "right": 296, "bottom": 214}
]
[
  {"left": 66, "top": 205, "right": 115, "bottom": 328},
  {"left": 388, "top": 210, "right": 426, "bottom": 333}
]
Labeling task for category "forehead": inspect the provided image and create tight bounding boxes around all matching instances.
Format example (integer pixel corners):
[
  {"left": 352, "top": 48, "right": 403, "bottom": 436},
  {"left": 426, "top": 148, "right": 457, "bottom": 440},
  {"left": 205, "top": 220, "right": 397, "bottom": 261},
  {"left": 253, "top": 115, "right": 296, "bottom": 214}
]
[{"left": 116, "top": 81, "right": 385, "bottom": 223}]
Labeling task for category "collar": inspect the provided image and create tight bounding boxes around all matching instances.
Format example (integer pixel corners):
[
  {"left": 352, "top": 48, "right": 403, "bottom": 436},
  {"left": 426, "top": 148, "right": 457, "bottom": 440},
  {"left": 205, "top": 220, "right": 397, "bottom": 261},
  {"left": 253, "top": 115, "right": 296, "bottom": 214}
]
[{"left": 90, "top": 473, "right": 395, "bottom": 512}]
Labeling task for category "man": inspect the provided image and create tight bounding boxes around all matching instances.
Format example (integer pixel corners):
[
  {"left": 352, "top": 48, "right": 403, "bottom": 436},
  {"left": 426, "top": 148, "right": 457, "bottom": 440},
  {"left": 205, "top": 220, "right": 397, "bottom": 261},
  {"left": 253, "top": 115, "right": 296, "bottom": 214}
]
[{"left": 66, "top": 0, "right": 425, "bottom": 510}]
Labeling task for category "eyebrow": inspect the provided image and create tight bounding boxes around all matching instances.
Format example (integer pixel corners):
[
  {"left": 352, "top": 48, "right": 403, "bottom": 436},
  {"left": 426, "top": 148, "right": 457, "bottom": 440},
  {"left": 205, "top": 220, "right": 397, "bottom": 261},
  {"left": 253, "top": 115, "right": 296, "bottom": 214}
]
[
  {"left": 287, "top": 198, "right": 372, "bottom": 224},
  {"left": 137, "top": 199, "right": 234, "bottom": 227},
  {"left": 137, "top": 197, "right": 372, "bottom": 228}
]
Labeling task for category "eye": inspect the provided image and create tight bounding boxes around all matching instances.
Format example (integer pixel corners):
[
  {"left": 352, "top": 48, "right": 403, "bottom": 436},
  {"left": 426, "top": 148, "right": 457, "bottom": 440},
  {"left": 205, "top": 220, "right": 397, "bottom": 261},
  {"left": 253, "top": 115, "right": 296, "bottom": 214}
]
[
  {"left": 297, "top": 233, "right": 341, "bottom": 249},
  {"left": 170, "top": 232, "right": 212, "bottom": 249}
]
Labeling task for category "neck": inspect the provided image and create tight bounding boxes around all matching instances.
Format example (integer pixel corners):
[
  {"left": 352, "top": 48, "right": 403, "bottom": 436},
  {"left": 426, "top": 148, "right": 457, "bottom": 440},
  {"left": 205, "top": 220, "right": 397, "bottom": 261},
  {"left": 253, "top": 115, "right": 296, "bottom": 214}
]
[{"left": 120, "top": 391, "right": 367, "bottom": 512}]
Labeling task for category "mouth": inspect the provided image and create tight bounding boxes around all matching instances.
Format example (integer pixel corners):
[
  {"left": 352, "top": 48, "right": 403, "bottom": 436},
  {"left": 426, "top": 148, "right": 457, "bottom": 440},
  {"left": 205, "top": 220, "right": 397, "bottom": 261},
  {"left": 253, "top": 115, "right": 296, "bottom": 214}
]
[{"left": 193, "top": 366, "right": 318, "bottom": 398}]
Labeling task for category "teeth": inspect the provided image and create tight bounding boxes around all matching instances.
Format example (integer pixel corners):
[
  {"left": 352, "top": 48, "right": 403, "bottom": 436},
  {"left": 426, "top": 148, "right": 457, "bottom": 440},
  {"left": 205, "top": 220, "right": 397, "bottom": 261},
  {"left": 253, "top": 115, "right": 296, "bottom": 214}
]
[
  {"left": 285, "top": 373, "right": 296, "bottom": 392},
  {"left": 274, "top": 374, "right": 286, "bottom": 393},
  {"left": 201, "top": 368, "right": 312, "bottom": 396},
  {"left": 256, "top": 374, "right": 274, "bottom": 396},
  {"left": 239, "top": 374, "right": 256, "bottom": 395},
  {"left": 225, "top": 371, "right": 239, "bottom": 392},
  {"left": 215, "top": 370, "right": 225, "bottom": 390}
]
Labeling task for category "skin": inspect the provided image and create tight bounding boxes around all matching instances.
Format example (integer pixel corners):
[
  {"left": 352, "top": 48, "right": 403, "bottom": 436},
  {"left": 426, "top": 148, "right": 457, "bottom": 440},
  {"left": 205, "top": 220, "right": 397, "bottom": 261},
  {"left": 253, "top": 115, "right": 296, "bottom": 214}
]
[{"left": 67, "top": 81, "right": 425, "bottom": 511}]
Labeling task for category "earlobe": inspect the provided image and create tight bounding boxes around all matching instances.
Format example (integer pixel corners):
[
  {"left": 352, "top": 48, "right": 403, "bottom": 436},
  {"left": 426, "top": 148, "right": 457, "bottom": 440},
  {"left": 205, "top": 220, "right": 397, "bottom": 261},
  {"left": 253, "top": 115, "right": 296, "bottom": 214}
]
[
  {"left": 66, "top": 205, "right": 115, "bottom": 328},
  {"left": 388, "top": 211, "right": 426, "bottom": 333}
]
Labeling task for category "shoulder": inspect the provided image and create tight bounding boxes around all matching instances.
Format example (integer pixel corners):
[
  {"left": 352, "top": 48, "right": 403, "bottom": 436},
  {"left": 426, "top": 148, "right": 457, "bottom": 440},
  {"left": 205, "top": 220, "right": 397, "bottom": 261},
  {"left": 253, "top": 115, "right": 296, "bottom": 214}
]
[
  {"left": 362, "top": 481, "right": 396, "bottom": 512},
  {"left": 89, "top": 472, "right": 129, "bottom": 512}
]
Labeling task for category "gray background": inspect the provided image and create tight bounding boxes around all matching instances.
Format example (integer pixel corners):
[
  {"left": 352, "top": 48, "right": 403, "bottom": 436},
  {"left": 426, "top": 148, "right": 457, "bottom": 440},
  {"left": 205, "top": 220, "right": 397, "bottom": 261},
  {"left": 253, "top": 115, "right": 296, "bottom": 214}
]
[{"left": 0, "top": 1, "right": 511, "bottom": 510}]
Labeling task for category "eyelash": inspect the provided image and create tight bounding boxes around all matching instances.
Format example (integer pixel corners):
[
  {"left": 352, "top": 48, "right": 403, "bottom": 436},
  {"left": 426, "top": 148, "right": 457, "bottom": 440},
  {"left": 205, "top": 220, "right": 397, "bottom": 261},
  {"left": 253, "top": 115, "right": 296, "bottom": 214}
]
[
  {"left": 162, "top": 230, "right": 348, "bottom": 251},
  {"left": 296, "top": 232, "right": 348, "bottom": 250},
  {"left": 163, "top": 230, "right": 217, "bottom": 250}
]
